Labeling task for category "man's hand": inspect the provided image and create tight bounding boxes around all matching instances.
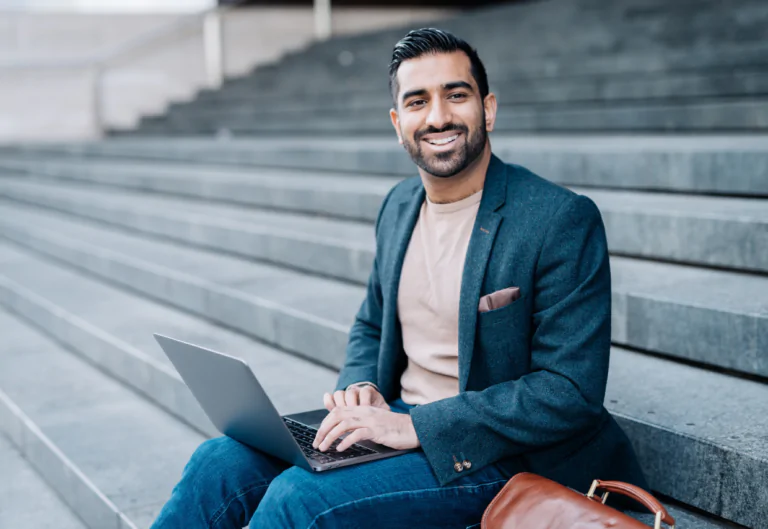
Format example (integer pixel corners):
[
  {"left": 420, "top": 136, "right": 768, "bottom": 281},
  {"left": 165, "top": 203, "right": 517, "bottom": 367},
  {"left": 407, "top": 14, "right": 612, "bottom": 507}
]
[
  {"left": 312, "top": 406, "right": 421, "bottom": 452},
  {"left": 323, "top": 385, "right": 390, "bottom": 411}
]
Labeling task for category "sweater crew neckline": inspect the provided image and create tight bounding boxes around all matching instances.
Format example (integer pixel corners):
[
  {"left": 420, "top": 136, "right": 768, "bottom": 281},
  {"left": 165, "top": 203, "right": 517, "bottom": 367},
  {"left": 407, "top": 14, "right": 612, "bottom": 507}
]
[{"left": 425, "top": 189, "right": 483, "bottom": 214}]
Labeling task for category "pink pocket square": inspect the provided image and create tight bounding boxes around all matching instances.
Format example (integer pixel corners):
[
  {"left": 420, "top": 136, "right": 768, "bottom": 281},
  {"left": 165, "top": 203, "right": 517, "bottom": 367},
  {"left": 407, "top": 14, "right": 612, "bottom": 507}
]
[{"left": 478, "top": 287, "right": 521, "bottom": 313}]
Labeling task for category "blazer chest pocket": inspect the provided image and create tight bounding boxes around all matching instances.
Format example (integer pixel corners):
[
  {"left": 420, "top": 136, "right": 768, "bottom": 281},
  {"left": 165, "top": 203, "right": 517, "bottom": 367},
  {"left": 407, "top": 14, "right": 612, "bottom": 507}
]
[
  {"left": 475, "top": 291, "right": 530, "bottom": 379},
  {"left": 477, "top": 288, "right": 526, "bottom": 330}
]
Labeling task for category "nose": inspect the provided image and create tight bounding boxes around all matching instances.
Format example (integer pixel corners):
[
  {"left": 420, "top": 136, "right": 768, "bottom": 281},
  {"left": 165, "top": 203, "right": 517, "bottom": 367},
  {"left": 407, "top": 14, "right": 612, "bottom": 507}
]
[{"left": 425, "top": 97, "right": 451, "bottom": 131}]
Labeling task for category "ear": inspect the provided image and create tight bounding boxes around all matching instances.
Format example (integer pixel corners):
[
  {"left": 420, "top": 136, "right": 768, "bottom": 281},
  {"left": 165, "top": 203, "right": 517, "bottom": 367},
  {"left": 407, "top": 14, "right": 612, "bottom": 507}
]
[
  {"left": 483, "top": 93, "right": 497, "bottom": 133},
  {"left": 390, "top": 108, "right": 404, "bottom": 145}
]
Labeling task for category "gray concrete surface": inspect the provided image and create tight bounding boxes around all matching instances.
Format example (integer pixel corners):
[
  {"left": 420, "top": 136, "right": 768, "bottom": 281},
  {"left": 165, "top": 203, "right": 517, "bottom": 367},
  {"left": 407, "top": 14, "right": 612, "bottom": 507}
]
[
  {"left": 0, "top": 190, "right": 765, "bottom": 379},
  {"left": 131, "top": 98, "right": 768, "bottom": 134},
  {"left": 0, "top": 159, "right": 766, "bottom": 272},
  {"left": 0, "top": 241, "right": 337, "bottom": 422},
  {"left": 186, "top": 69, "right": 768, "bottom": 111},
  {"left": 0, "top": 148, "right": 762, "bottom": 525},
  {"left": 0, "top": 237, "right": 764, "bottom": 525},
  {"left": 0, "top": 309, "right": 205, "bottom": 529},
  {"left": 9, "top": 135, "right": 767, "bottom": 196},
  {"left": 0, "top": 433, "right": 87, "bottom": 529}
]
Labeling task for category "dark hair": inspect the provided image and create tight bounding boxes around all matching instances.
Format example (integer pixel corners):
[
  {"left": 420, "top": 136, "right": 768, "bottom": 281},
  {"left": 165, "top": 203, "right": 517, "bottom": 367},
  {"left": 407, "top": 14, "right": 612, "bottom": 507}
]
[{"left": 389, "top": 28, "right": 489, "bottom": 106}]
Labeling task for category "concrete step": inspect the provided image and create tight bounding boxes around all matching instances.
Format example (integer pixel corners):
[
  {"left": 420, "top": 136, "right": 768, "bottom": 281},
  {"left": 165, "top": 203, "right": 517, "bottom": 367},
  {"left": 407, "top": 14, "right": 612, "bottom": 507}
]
[
  {"left": 0, "top": 242, "right": 336, "bottom": 430},
  {"left": 0, "top": 307, "right": 203, "bottom": 529},
  {"left": 0, "top": 155, "right": 395, "bottom": 222},
  {"left": 0, "top": 225, "right": 763, "bottom": 526},
  {"left": 231, "top": 17, "right": 768, "bottom": 91},
  {"left": 5, "top": 135, "right": 768, "bottom": 196},
  {"left": 0, "top": 176, "right": 376, "bottom": 284},
  {"left": 604, "top": 349, "right": 768, "bottom": 528},
  {"left": 0, "top": 264, "right": 743, "bottom": 529},
  {"left": 264, "top": 36, "right": 768, "bottom": 92},
  {"left": 0, "top": 263, "right": 745, "bottom": 529},
  {"left": 0, "top": 433, "right": 88, "bottom": 529},
  {"left": 0, "top": 202, "right": 357, "bottom": 369},
  {"left": 1, "top": 197, "right": 767, "bottom": 387},
  {"left": 182, "top": 68, "right": 768, "bottom": 115},
  {"left": 0, "top": 193, "right": 765, "bottom": 380},
  {"left": 237, "top": 50, "right": 768, "bottom": 109},
  {"left": 631, "top": 506, "right": 738, "bottom": 529},
  {"left": 144, "top": 97, "right": 768, "bottom": 134},
  {"left": 0, "top": 158, "right": 766, "bottom": 273}
]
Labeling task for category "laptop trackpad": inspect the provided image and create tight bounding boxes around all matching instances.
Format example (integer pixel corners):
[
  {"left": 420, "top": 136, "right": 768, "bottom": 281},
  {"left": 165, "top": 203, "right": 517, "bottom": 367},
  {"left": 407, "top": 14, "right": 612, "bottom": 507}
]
[{"left": 283, "top": 408, "right": 328, "bottom": 429}]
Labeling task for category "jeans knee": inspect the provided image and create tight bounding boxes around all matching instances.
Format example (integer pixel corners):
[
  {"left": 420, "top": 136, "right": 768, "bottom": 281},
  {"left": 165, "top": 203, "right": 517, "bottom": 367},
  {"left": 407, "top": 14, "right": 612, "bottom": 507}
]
[
  {"left": 250, "top": 468, "right": 322, "bottom": 528},
  {"left": 184, "top": 437, "right": 254, "bottom": 491},
  {"left": 187, "top": 437, "right": 229, "bottom": 472}
]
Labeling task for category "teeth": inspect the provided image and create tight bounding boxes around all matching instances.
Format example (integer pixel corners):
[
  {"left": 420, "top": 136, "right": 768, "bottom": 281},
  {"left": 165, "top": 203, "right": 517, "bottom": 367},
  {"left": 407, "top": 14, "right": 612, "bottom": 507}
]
[{"left": 427, "top": 134, "right": 458, "bottom": 145}]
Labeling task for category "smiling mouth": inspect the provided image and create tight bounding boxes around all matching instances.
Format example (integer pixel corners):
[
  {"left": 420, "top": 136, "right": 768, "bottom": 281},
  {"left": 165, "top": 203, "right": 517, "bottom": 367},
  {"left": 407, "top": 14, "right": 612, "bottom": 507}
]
[{"left": 424, "top": 134, "right": 460, "bottom": 146}]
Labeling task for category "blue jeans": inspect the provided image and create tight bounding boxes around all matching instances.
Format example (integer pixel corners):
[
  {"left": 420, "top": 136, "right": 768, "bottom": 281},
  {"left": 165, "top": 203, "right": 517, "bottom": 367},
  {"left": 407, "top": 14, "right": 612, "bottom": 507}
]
[{"left": 151, "top": 399, "right": 521, "bottom": 528}]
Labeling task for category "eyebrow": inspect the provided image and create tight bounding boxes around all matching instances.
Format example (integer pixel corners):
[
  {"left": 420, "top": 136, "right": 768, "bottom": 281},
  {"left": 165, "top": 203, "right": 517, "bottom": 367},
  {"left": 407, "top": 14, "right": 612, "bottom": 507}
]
[{"left": 401, "top": 80, "right": 474, "bottom": 103}]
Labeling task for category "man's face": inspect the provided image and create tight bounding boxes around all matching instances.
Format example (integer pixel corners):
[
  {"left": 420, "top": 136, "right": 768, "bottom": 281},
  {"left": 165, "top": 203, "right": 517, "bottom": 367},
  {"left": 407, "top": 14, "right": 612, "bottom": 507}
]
[{"left": 390, "top": 51, "right": 496, "bottom": 178}]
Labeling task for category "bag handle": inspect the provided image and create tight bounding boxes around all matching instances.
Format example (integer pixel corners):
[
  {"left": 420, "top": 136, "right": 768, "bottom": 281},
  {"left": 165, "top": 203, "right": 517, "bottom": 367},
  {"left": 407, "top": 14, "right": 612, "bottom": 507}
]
[{"left": 587, "top": 480, "right": 676, "bottom": 529}]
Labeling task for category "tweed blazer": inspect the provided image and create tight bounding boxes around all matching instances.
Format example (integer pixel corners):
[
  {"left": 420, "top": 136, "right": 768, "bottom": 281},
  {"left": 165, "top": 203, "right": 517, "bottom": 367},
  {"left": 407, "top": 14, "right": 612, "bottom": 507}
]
[{"left": 335, "top": 154, "right": 648, "bottom": 493}]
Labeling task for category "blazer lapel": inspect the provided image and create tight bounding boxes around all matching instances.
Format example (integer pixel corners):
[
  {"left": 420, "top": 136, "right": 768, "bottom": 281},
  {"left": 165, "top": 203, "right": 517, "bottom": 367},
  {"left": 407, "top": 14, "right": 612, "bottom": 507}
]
[{"left": 458, "top": 155, "right": 508, "bottom": 391}]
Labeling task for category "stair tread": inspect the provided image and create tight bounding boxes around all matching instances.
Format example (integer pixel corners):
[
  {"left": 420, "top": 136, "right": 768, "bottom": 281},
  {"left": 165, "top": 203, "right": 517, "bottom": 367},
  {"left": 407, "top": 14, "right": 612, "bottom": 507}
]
[
  {"left": 0, "top": 308, "right": 206, "bottom": 528},
  {"left": 7, "top": 135, "right": 766, "bottom": 198},
  {"left": 0, "top": 242, "right": 765, "bottom": 525},
  {"left": 2, "top": 262, "right": 751, "bottom": 528},
  {"left": 9, "top": 133, "right": 768, "bottom": 155},
  {"left": 0, "top": 434, "right": 87, "bottom": 529},
  {"left": 2, "top": 156, "right": 768, "bottom": 221},
  {"left": 0, "top": 176, "right": 376, "bottom": 248},
  {"left": 1, "top": 196, "right": 767, "bottom": 320},
  {"left": 0, "top": 242, "right": 337, "bottom": 416},
  {"left": 0, "top": 154, "right": 400, "bottom": 194},
  {"left": 0, "top": 208, "right": 766, "bottom": 463},
  {"left": 606, "top": 348, "right": 768, "bottom": 462},
  {"left": 2, "top": 166, "right": 767, "bottom": 277},
  {"left": 0, "top": 198, "right": 766, "bottom": 379},
  {"left": 0, "top": 200, "right": 365, "bottom": 327}
]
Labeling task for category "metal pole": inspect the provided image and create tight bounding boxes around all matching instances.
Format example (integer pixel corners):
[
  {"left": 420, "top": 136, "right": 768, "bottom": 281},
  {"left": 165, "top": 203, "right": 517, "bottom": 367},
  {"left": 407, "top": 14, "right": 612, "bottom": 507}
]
[
  {"left": 91, "top": 65, "right": 105, "bottom": 138},
  {"left": 203, "top": 10, "right": 224, "bottom": 89},
  {"left": 314, "top": 0, "right": 332, "bottom": 40}
]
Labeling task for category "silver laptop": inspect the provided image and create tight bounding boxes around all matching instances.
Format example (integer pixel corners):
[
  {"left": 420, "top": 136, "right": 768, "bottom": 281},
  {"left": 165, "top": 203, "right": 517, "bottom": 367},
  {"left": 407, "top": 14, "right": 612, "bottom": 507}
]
[{"left": 153, "top": 334, "right": 414, "bottom": 472}]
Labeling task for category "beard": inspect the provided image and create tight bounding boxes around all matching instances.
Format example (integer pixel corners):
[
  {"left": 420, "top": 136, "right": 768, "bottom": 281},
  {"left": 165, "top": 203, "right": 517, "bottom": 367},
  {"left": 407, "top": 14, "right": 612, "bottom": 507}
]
[{"left": 402, "top": 117, "right": 487, "bottom": 178}]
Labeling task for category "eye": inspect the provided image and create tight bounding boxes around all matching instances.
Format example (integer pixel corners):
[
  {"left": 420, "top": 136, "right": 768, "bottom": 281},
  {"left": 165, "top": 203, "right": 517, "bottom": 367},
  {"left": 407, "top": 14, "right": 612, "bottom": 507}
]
[
  {"left": 407, "top": 99, "right": 426, "bottom": 108},
  {"left": 449, "top": 93, "right": 468, "bottom": 100}
]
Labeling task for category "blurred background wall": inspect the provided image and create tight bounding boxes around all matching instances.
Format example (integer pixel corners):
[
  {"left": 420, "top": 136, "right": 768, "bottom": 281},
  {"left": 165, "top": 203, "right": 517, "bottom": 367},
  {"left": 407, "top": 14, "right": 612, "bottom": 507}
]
[{"left": 0, "top": 0, "right": 454, "bottom": 142}]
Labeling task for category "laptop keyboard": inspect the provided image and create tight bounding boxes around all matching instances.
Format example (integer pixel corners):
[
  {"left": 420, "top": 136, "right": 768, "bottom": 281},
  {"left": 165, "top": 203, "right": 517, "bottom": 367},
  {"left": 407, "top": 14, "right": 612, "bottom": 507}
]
[{"left": 283, "top": 417, "right": 377, "bottom": 464}]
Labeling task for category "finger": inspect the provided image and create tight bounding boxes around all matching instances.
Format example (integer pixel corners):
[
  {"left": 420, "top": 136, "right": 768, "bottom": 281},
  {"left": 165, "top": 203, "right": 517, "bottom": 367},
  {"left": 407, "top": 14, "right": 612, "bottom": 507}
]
[
  {"left": 333, "top": 390, "right": 346, "bottom": 408},
  {"left": 358, "top": 387, "right": 372, "bottom": 407},
  {"left": 313, "top": 407, "right": 345, "bottom": 448},
  {"left": 323, "top": 392, "right": 334, "bottom": 411},
  {"left": 344, "top": 389, "right": 359, "bottom": 407},
  {"left": 336, "top": 428, "right": 371, "bottom": 452},
  {"left": 318, "top": 420, "right": 358, "bottom": 452}
]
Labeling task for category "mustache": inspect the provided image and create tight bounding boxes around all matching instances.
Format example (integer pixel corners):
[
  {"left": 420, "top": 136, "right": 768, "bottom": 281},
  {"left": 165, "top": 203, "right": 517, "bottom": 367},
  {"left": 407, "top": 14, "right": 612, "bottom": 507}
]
[{"left": 414, "top": 123, "right": 468, "bottom": 142}]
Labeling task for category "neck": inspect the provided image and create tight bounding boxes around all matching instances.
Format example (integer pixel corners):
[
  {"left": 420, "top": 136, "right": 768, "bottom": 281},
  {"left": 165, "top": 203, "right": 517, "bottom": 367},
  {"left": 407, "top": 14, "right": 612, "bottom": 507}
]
[{"left": 419, "top": 141, "right": 492, "bottom": 205}]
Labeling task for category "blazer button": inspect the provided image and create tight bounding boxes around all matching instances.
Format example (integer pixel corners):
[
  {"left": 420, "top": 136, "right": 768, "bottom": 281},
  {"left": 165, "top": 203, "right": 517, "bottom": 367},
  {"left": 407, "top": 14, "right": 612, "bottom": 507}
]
[
  {"left": 454, "top": 462, "right": 464, "bottom": 473},
  {"left": 463, "top": 460, "right": 472, "bottom": 469}
]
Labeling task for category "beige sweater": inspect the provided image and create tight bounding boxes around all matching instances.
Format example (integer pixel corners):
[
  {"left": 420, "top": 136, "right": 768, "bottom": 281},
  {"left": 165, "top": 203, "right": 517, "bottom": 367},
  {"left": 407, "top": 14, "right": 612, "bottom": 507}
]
[{"left": 397, "top": 189, "right": 483, "bottom": 405}]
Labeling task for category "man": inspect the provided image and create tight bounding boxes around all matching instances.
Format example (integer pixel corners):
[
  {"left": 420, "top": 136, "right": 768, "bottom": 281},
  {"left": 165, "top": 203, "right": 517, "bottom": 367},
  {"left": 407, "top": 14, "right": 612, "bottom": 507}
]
[{"left": 152, "top": 28, "right": 647, "bottom": 528}]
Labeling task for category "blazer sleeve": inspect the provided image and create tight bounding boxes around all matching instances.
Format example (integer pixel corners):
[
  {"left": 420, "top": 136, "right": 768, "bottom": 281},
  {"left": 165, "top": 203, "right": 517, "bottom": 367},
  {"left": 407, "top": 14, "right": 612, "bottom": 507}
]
[
  {"left": 335, "top": 185, "right": 397, "bottom": 391},
  {"left": 409, "top": 194, "right": 612, "bottom": 485}
]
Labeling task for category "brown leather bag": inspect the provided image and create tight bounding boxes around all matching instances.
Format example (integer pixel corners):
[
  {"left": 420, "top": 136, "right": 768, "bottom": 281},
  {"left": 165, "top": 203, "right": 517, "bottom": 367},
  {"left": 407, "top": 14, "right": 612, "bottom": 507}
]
[{"left": 481, "top": 473, "right": 676, "bottom": 529}]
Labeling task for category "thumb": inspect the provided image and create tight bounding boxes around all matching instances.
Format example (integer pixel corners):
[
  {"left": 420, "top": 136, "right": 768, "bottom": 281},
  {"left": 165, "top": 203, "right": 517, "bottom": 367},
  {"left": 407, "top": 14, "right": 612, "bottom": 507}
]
[{"left": 375, "top": 394, "right": 391, "bottom": 410}]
